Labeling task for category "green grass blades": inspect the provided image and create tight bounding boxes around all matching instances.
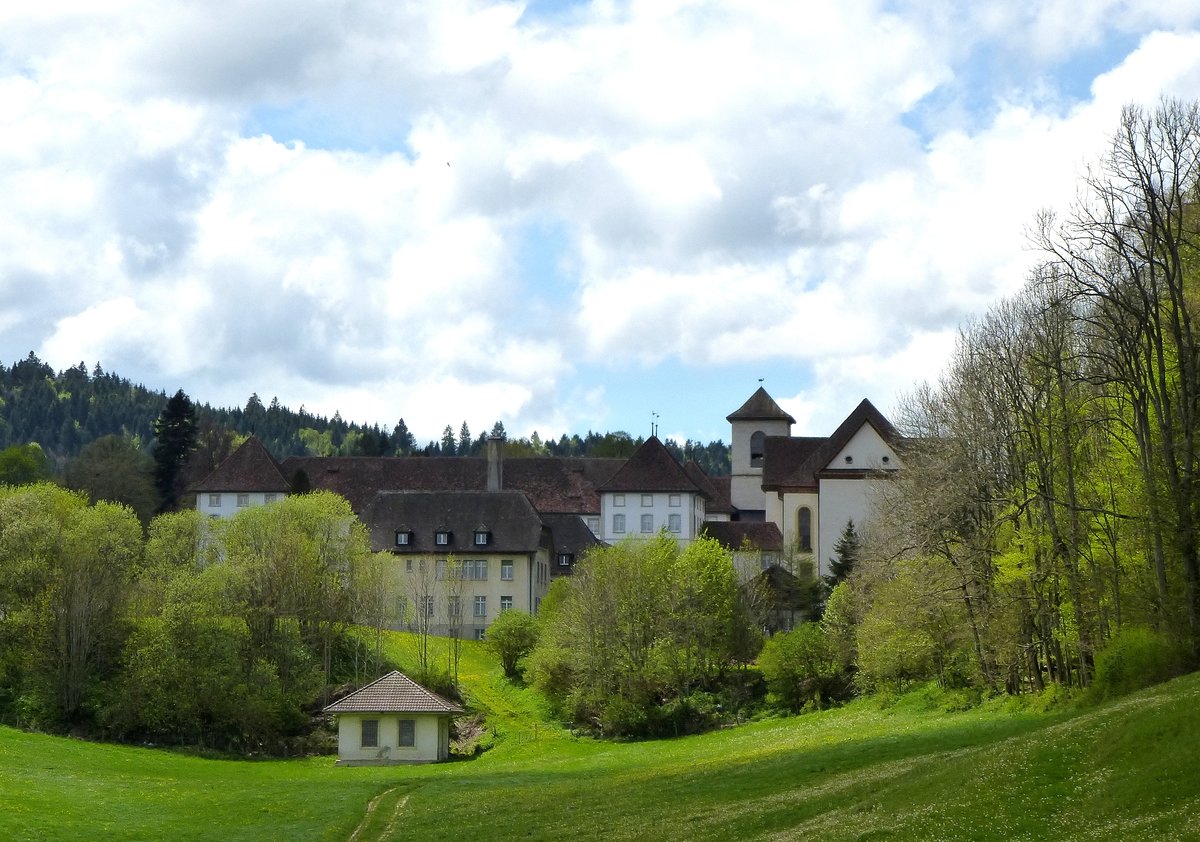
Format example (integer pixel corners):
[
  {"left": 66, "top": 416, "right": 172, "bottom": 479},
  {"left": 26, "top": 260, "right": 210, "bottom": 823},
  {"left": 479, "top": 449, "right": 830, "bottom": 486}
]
[{"left": 1, "top": 632, "right": 1198, "bottom": 841}]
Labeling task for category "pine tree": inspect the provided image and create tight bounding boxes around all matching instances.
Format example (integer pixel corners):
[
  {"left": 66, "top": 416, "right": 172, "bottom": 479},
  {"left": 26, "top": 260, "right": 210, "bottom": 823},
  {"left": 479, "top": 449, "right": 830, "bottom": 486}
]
[
  {"left": 153, "top": 389, "right": 198, "bottom": 512},
  {"left": 825, "top": 520, "right": 859, "bottom": 586}
]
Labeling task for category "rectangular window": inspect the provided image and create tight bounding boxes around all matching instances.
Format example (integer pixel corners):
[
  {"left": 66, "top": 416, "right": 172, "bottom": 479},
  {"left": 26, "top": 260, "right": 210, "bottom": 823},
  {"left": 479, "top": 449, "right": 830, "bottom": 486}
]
[
  {"left": 474, "top": 531, "right": 489, "bottom": 546},
  {"left": 641, "top": 494, "right": 653, "bottom": 507},
  {"left": 475, "top": 628, "right": 486, "bottom": 641},
  {"left": 613, "top": 494, "right": 625, "bottom": 507},
  {"left": 613, "top": 513, "right": 625, "bottom": 534},
  {"left": 361, "top": 719, "right": 379, "bottom": 748},
  {"left": 208, "top": 493, "right": 221, "bottom": 507},
  {"left": 476, "top": 560, "right": 489, "bottom": 580},
  {"left": 587, "top": 516, "right": 600, "bottom": 534},
  {"left": 435, "top": 531, "right": 450, "bottom": 546},
  {"left": 448, "top": 595, "right": 461, "bottom": 616},
  {"left": 557, "top": 553, "right": 573, "bottom": 566},
  {"left": 500, "top": 595, "right": 513, "bottom": 612},
  {"left": 436, "top": 559, "right": 447, "bottom": 580},
  {"left": 474, "top": 595, "right": 487, "bottom": 618},
  {"left": 236, "top": 493, "right": 249, "bottom": 507},
  {"left": 422, "top": 596, "right": 434, "bottom": 617},
  {"left": 264, "top": 493, "right": 277, "bottom": 504},
  {"left": 406, "top": 558, "right": 413, "bottom": 572},
  {"left": 668, "top": 513, "right": 681, "bottom": 533},
  {"left": 398, "top": 719, "right": 415, "bottom": 747},
  {"left": 641, "top": 514, "right": 653, "bottom": 533},
  {"left": 395, "top": 531, "right": 411, "bottom": 546},
  {"left": 501, "top": 560, "right": 513, "bottom": 581},
  {"left": 669, "top": 493, "right": 681, "bottom": 507}
]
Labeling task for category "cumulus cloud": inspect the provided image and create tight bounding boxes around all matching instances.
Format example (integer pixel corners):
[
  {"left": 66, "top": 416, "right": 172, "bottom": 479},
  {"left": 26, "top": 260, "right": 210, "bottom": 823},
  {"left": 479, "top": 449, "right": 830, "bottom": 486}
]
[{"left": 2, "top": 1, "right": 1199, "bottom": 443}]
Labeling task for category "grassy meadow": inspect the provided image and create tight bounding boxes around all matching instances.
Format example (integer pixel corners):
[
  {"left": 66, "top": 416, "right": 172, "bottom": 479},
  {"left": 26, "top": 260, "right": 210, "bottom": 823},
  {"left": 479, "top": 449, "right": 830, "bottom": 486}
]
[{"left": 2, "top": 633, "right": 1198, "bottom": 841}]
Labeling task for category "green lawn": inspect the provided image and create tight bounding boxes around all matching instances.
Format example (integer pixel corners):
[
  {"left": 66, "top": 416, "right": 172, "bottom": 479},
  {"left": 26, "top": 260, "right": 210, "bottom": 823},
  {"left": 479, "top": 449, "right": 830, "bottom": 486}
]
[{"left": 2, "top": 634, "right": 1198, "bottom": 841}]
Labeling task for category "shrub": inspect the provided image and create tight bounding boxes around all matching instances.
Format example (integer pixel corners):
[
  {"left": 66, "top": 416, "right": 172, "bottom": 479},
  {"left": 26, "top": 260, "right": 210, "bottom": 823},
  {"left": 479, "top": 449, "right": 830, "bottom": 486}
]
[
  {"left": 485, "top": 610, "right": 540, "bottom": 679},
  {"left": 758, "top": 624, "right": 847, "bottom": 712},
  {"left": 1091, "top": 626, "right": 1186, "bottom": 701}
]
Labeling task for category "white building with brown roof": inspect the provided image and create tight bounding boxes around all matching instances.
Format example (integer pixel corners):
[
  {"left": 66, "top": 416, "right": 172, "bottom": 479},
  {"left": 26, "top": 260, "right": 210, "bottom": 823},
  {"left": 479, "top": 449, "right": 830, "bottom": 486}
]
[{"left": 323, "top": 670, "right": 463, "bottom": 764}]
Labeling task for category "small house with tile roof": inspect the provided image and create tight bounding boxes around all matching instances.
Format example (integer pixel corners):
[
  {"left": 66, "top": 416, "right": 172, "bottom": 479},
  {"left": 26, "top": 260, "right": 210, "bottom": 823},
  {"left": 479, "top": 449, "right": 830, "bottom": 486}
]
[
  {"left": 189, "top": 436, "right": 290, "bottom": 518},
  {"left": 596, "top": 436, "right": 710, "bottom": 544},
  {"left": 324, "top": 670, "right": 463, "bottom": 764}
]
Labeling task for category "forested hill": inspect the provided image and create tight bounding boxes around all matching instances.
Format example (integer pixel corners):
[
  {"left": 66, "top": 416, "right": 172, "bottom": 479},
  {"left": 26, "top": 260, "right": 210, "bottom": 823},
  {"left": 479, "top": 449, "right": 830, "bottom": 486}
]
[{"left": 0, "top": 353, "right": 730, "bottom": 474}]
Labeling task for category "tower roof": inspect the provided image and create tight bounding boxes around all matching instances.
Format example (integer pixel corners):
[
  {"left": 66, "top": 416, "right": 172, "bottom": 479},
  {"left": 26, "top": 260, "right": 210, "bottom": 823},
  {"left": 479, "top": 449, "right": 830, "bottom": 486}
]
[{"left": 726, "top": 387, "right": 796, "bottom": 424}]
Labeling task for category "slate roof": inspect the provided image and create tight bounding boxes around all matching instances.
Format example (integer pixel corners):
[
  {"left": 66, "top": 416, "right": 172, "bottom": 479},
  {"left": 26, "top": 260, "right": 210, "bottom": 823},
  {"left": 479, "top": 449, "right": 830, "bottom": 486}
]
[
  {"left": 189, "top": 436, "right": 291, "bottom": 493},
  {"left": 541, "top": 513, "right": 602, "bottom": 572},
  {"left": 701, "top": 521, "right": 784, "bottom": 552},
  {"left": 278, "top": 455, "right": 623, "bottom": 516},
  {"left": 597, "top": 437, "right": 709, "bottom": 496},
  {"left": 323, "top": 671, "right": 463, "bottom": 715},
  {"left": 726, "top": 387, "right": 796, "bottom": 424},
  {"left": 361, "top": 490, "right": 547, "bottom": 554}
]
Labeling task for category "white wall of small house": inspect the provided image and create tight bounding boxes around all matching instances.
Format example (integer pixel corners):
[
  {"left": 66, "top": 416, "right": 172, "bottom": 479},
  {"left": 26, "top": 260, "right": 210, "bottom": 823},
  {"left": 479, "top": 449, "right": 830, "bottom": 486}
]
[
  {"left": 334, "top": 712, "right": 448, "bottom": 764},
  {"left": 600, "top": 491, "right": 701, "bottom": 543},
  {"left": 196, "top": 490, "right": 285, "bottom": 520}
]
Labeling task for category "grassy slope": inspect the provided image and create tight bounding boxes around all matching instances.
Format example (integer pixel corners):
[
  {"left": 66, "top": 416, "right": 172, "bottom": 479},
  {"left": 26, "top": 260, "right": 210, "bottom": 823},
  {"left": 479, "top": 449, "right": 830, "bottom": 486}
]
[{"left": 1, "top": 633, "right": 1198, "bottom": 841}]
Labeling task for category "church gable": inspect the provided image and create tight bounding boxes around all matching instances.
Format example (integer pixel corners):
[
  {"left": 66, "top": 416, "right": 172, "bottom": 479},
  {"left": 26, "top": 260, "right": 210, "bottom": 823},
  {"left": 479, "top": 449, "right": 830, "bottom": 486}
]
[{"left": 824, "top": 423, "right": 901, "bottom": 472}]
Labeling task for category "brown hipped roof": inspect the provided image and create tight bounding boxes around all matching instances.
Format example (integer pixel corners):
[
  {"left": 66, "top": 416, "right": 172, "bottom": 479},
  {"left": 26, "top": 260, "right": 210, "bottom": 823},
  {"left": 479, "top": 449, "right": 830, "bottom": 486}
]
[
  {"left": 362, "top": 490, "right": 546, "bottom": 554},
  {"left": 701, "top": 521, "right": 784, "bottom": 552},
  {"left": 323, "top": 671, "right": 463, "bottom": 715},
  {"left": 726, "top": 387, "right": 796, "bottom": 424},
  {"left": 760, "top": 399, "right": 901, "bottom": 492},
  {"left": 597, "top": 436, "right": 708, "bottom": 496},
  {"left": 189, "top": 436, "right": 291, "bottom": 493}
]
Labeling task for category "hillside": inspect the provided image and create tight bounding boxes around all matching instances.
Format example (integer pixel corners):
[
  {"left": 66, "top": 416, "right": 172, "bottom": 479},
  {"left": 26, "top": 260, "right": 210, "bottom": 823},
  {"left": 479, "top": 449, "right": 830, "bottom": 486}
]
[
  {"left": 1, "top": 632, "right": 1197, "bottom": 841},
  {"left": 0, "top": 352, "right": 729, "bottom": 471}
]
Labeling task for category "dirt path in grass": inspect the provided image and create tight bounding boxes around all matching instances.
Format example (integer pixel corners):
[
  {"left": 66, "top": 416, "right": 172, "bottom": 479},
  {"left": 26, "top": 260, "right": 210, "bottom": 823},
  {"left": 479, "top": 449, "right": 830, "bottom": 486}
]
[{"left": 348, "top": 788, "right": 410, "bottom": 842}]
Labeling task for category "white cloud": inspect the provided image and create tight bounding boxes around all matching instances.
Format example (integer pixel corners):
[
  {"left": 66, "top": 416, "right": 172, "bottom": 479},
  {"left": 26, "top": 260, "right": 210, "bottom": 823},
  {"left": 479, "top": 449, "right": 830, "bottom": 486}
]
[{"left": 2, "top": 2, "right": 1200, "bottom": 443}]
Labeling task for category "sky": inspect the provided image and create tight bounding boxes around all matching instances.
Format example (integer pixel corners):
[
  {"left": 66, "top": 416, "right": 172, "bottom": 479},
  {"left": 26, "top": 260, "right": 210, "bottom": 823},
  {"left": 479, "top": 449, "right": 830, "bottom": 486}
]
[{"left": 3, "top": 1, "right": 1200, "bottom": 448}]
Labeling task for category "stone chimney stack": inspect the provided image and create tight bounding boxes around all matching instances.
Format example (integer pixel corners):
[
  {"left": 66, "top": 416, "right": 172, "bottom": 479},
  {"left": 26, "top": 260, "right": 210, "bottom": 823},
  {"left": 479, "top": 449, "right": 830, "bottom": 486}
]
[{"left": 486, "top": 435, "right": 504, "bottom": 492}]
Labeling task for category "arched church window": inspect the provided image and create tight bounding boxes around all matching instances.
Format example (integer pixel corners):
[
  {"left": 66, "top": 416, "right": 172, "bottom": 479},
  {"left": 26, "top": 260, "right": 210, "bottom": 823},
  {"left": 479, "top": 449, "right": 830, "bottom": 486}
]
[
  {"left": 750, "top": 430, "right": 766, "bottom": 467},
  {"left": 798, "top": 507, "right": 812, "bottom": 552}
]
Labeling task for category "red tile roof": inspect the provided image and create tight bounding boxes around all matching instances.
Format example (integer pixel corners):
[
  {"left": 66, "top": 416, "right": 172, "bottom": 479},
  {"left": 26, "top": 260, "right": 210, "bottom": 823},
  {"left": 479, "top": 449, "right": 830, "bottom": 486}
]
[
  {"left": 701, "top": 521, "right": 784, "bottom": 552},
  {"left": 189, "top": 436, "right": 291, "bottom": 493},
  {"left": 278, "top": 455, "right": 623, "bottom": 515},
  {"left": 323, "top": 671, "right": 463, "bottom": 715},
  {"left": 597, "top": 437, "right": 708, "bottom": 495}
]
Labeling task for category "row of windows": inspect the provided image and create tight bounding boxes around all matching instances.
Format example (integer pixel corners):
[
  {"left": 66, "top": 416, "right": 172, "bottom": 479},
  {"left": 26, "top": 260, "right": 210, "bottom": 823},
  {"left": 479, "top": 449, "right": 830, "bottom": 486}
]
[
  {"left": 612, "top": 513, "right": 682, "bottom": 534},
  {"left": 396, "top": 530, "right": 492, "bottom": 547},
  {"left": 418, "top": 594, "right": 514, "bottom": 618},
  {"left": 208, "top": 493, "right": 277, "bottom": 507},
  {"left": 360, "top": 717, "right": 416, "bottom": 749},
  {"left": 407, "top": 559, "right": 515, "bottom": 581},
  {"left": 612, "top": 493, "right": 683, "bottom": 508}
]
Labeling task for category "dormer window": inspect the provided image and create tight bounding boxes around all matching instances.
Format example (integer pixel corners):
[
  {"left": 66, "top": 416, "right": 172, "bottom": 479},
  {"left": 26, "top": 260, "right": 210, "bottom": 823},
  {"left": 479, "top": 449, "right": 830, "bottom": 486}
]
[
  {"left": 435, "top": 530, "right": 451, "bottom": 546},
  {"left": 395, "top": 530, "right": 412, "bottom": 547},
  {"left": 474, "top": 530, "right": 491, "bottom": 546},
  {"left": 558, "top": 552, "right": 573, "bottom": 566}
]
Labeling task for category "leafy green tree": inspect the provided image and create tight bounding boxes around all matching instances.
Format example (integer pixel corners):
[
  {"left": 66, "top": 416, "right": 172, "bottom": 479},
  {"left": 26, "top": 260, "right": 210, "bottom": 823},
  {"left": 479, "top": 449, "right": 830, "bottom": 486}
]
[
  {"left": 152, "top": 390, "right": 197, "bottom": 512},
  {"left": 758, "top": 623, "right": 844, "bottom": 712},
  {"left": 0, "top": 443, "right": 51, "bottom": 485},
  {"left": 485, "top": 610, "right": 540, "bottom": 679}
]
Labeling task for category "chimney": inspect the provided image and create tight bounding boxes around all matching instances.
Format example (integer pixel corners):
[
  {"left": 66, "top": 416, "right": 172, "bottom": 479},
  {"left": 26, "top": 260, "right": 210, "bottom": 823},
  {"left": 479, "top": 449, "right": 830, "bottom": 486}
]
[{"left": 486, "top": 435, "right": 504, "bottom": 492}]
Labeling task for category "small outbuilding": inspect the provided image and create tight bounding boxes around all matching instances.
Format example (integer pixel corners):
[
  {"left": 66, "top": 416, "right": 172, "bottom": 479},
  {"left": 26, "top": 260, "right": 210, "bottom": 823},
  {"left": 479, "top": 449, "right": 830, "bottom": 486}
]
[{"left": 324, "top": 671, "right": 463, "bottom": 765}]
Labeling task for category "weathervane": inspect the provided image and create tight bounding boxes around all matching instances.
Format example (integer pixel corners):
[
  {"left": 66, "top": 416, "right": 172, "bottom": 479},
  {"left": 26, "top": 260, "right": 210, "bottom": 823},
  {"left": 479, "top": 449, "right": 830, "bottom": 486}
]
[{"left": 651, "top": 411, "right": 659, "bottom": 438}]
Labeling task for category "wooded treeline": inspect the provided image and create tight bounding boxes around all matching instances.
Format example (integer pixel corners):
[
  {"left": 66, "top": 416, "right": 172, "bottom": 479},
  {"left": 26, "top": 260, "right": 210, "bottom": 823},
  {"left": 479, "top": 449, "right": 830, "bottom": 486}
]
[
  {"left": 835, "top": 101, "right": 1200, "bottom": 697},
  {"left": 0, "top": 484, "right": 398, "bottom": 752},
  {"left": 0, "top": 354, "right": 730, "bottom": 475}
]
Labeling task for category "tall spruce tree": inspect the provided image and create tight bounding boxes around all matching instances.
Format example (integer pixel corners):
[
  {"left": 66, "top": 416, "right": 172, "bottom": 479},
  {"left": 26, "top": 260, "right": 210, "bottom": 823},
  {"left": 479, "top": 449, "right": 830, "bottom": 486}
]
[
  {"left": 826, "top": 520, "right": 860, "bottom": 587},
  {"left": 153, "top": 389, "right": 198, "bottom": 512}
]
